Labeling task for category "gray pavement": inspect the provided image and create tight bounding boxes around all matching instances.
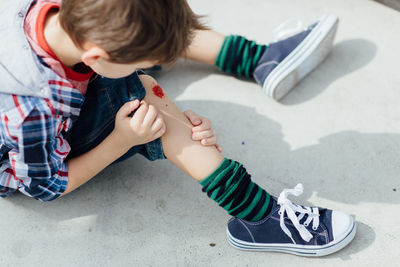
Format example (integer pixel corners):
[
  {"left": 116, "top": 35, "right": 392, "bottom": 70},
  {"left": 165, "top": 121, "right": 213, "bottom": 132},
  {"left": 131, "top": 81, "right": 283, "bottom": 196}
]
[{"left": 1, "top": 0, "right": 400, "bottom": 266}]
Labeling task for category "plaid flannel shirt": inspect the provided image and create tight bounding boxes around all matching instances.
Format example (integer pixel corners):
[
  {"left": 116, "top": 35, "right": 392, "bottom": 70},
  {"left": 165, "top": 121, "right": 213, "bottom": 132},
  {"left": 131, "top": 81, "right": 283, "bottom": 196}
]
[
  {"left": 0, "top": 70, "right": 87, "bottom": 201},
  {"left": 0, "top": 0, "right": 91, "bottom": 201}
]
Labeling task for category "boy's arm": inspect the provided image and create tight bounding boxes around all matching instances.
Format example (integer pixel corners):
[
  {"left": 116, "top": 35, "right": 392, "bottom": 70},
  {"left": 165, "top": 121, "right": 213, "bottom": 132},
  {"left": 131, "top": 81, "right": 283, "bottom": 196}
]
[
  {"left": 65, "top": 106, "right": 224, "bottom": 194},
  {"left": 4, "top": 107, "right": 69, "bottom": 201},
  {"left": 64, "top": 99, "right": 166, "bottom": 195},
  {"left": 2, "top": 96, "right": 163, "bottom": 200},
  {"left": 65, "top": 107, "right": 224, "bottom": 194},
  {"left": 63, "top": 130, "right": 129, "bottom": 195}
]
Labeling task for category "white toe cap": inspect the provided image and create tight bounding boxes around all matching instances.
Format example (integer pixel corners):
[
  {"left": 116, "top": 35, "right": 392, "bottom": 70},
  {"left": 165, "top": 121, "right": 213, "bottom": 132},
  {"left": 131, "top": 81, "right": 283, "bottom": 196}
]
[{"left": 331, "top": 210, "right": 354, "bottom": 240}]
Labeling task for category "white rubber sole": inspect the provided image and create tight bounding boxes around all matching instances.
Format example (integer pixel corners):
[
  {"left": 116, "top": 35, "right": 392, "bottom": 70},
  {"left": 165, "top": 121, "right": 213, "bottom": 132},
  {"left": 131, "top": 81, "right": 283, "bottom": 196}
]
[
  {"left": 226, "top": 216, "right": 356, "bottom": 257},
  {"left": 264, "top": 14, "right": 339, "bottom": 101}
]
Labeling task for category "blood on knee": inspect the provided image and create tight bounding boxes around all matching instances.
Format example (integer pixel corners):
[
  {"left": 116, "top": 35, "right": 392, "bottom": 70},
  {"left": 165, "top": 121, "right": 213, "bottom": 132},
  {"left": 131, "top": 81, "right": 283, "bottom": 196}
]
[
  {"left": 152, "top": 84, "right": 164, "bottom": 99},
  {"left": 139, "top": 75, "right": 165, "bottom": 99}
]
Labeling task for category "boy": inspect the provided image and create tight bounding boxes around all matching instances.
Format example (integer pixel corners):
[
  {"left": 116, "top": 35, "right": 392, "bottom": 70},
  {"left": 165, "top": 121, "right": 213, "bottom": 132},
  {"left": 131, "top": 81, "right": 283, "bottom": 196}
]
[{"left": 0, "top": 0, "right": 355, "bottom": 257}]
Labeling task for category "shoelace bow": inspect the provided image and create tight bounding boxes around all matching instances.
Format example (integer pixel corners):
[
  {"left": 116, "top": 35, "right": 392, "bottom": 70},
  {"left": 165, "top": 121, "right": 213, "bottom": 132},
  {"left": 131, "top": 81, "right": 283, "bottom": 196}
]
[{"left": 277, "top": 183, "right": 320, "bottom": 244}]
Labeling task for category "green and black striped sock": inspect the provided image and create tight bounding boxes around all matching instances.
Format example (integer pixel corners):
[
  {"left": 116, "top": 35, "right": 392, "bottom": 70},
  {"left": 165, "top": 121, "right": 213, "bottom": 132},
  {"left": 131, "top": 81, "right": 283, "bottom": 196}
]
[
  {"left": 215, "top": 35, "right": 268, "bottom": 78},
  {"left": 199, "top": 158, "right": 273, "bottom": 222}
]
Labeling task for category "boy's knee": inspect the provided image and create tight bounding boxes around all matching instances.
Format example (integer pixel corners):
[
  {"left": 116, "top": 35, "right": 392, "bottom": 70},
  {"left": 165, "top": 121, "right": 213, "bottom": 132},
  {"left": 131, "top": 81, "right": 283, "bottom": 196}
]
[
  {"left": 138, "top": 74, "right": 157, "bottom": 90},
  {"left": 138, "top": 74, "right": 166, "bottom": 100}
]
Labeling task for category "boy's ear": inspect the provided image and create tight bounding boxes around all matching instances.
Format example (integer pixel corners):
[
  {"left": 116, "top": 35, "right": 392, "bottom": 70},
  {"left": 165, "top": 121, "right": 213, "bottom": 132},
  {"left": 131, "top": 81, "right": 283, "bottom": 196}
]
[{"left": 81, "top": 43, "right": 110, "bottom": 66}]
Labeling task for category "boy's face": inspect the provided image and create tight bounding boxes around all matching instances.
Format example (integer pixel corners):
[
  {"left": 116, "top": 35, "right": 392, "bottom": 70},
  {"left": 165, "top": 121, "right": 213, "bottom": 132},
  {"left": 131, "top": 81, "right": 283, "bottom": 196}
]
[
  {"left": 80, "top": 43, "right": 157, "bottom": 78},
  {"left": 90, "top": 58, "right": 156, "bottom": 78}
]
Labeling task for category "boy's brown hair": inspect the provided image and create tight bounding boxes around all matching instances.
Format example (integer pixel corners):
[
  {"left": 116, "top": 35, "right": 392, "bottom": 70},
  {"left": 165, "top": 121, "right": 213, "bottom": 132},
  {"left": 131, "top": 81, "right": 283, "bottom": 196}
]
[{"left": 59, "top": 0, "right": 208, "bottom": 64}]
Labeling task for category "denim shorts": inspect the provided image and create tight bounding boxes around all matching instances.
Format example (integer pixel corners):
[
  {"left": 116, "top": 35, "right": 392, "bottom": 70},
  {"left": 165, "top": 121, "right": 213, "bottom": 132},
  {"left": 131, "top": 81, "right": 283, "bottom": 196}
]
[{"left": 65, "top": 70, "right": 165, "bottom": 164}]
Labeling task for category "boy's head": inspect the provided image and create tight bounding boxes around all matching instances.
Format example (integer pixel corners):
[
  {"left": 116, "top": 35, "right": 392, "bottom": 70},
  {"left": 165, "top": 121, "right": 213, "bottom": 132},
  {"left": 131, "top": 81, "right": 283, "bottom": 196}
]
[{"left": 59, "top": 0, "right": 207, "bottom": 77}]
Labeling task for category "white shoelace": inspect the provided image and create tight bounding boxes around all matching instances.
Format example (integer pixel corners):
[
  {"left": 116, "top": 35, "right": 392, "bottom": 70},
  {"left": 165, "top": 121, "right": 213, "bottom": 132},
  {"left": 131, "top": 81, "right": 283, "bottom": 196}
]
[
  {"left": 277, "top": 184, "right": 320, "bottom": 244},
  {"left": 273, "top": 18, "right": 303, "bottom": 42}
]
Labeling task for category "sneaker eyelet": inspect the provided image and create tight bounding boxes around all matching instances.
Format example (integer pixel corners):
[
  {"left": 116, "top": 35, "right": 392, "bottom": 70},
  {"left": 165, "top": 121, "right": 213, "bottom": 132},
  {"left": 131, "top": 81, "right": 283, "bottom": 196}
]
[
  {"left": 278, "top": 211, "right": 283, "bottom": 215},
  {"left": 304, "top": 223, "right": 309, "bottom": 227},
  {"left": 312, "top": 226, "right": 317, "bottom": 230}
]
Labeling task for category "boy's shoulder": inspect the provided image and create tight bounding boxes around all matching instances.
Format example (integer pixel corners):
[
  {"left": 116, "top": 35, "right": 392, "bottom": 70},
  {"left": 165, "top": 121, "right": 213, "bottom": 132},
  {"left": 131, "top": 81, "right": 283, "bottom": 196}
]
[{"left": 0, "top": 0, "right": 51, "bottom": 99}]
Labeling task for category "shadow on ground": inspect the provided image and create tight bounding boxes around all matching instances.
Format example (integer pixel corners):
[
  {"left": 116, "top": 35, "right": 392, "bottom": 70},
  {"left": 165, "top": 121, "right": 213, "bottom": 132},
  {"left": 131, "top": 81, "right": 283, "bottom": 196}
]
[
  {"left": 2, "top": 39, "right": 389, "bottom": 261},
  {"left": 6, "top": 98, "right": 398, "bottom": 259},
  {"left": 282, "top": 38, "right": 377, "bottom": 105}
]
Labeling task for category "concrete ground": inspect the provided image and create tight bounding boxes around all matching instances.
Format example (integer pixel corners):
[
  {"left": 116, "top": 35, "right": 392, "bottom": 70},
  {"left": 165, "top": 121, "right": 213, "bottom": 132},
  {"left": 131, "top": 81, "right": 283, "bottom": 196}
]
[{"left": 1, "top": 0, "right": 400, "bottom": 266}]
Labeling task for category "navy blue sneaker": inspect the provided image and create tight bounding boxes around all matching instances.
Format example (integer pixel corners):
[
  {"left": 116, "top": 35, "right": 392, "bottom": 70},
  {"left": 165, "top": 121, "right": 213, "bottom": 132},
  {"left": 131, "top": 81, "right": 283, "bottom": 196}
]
[
  {"left": 253, "top": 14, "right": 339, "bottom": 100},
  {"left": 227, "top": 184, "right": 356, "bottom": 257}
]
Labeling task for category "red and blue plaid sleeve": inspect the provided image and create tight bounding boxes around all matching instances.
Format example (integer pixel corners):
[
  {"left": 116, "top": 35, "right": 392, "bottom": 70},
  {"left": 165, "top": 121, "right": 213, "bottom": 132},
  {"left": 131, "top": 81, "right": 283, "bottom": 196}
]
[{"left": 0, "top": 95, "right": 69, "bottom": 201}]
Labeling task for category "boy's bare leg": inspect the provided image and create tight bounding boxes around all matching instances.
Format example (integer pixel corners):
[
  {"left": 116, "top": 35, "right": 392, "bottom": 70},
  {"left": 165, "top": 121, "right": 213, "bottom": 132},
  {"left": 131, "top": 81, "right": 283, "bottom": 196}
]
[
  {"left": 139, "top": 74, "right": 224, "bottom": 181},
  {"left": 138, "top": 74, "right": 356, "bottom": 256},
  {"left": 184, "top": 30, "right": 225, "bottom": 65}
]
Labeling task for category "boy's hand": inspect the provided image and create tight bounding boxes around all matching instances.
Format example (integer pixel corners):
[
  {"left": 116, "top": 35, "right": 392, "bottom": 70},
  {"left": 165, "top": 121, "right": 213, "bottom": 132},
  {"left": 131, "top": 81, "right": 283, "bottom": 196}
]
[
  {"left": 184, "top": 110, "right": 222, "bottom": 152},
  {"left": 113, "top": 100, "right": 166, "bottom": 149}
]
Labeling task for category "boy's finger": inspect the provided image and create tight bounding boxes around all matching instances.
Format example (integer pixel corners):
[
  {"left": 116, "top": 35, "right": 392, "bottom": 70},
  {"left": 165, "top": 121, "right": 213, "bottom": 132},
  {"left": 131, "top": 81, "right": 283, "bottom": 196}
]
[
  {"left": 192, "top": 130, "right": 214, "bottom": 140},
  {"left": 132, "top": 101, "right": 149, "bottom": 123},
  {"left": 117, "top": 100, "right": 140, "bottom": 118},
  {"left": 192, "top": 118, "right": 211, "bottom": 132},
  {"left": 154, "top": 122, "right": 167, "bottom": 139},
  {"left": 201, "top": 136, "right": 217, "bottom": 146},
  {"left": 184, "top": 110, "right": 201, "bottom": 126},
  {"left": 142, "top": 104, "right": 158, "bottom": 128},
  {"left": 216, "top": 144, "right": 223, "bottom": 153},
  {"left": 151, "top": 114, "right": 165, "bottom": 133}
]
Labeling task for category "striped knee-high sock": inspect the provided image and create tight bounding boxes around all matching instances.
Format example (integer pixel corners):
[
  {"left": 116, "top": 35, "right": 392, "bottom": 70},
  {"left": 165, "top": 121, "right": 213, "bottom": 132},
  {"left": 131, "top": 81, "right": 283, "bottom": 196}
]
[
  {"left": 215, "top": 35, "right": 267, "bottom": 78},
  {"left": 199, "top": 158, "right": 273, "bottom": 222}
]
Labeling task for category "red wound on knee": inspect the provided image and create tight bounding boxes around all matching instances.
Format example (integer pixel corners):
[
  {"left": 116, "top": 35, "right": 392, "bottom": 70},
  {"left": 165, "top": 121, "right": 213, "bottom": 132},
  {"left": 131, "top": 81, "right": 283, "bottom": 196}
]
[{"left": 152, "top": 85, "right": 164, "bottom": 98}]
